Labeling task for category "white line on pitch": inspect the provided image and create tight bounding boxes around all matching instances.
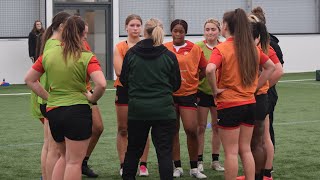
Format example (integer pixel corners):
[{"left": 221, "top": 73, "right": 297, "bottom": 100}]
[
  {"left": 284, "top": 82, "right": 320, "bottom": 85},
  {"left": 278, "top": 79, "right": 314, "bottom": 82},
  {"left": 278, "top": 80, "right": 320, "bottom": 86},
  {"left": 0, "top": 89, "right": 116, "bottom": 96},
  {"left": 0, "top": 78, "right": 319, "bottom": 96},
  {"left": 273, "top": 120, "right": 320, "bottom": 125},
  {"left": 0, "top": 92, "right": 31, "bottom": 96}
]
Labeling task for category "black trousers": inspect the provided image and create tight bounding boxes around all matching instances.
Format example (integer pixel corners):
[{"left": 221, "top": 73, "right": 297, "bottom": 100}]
[{"left": 122, "top": 119, "right": 176, "bottom": 180}]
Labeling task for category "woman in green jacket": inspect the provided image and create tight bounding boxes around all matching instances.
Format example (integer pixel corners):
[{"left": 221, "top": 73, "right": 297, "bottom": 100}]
[{"left": 120, "top": 18, "right": 181, "bottom": 180}]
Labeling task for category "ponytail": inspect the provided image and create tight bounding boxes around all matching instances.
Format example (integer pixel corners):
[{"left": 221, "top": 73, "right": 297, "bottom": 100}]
[
  {"left": 223, "top": 8, "right": 258, "bottom": 87},
  {"left": 249, "top": 15, "right": 270, "bottom": 54},
  {"left": 62, "top": 16, "right": 85, "bottom": 63},
  {"left": 256, "top": 22, "right": 269, "bottom": 54},
  {"left": 39, "top": 12, "right": 71, "bottom": 55},
  {"left": 151, "top": 26, "right": 164, "bottom": 46},
  {"left": 145, "top": 18, "right": 164, "bottom": 46}
]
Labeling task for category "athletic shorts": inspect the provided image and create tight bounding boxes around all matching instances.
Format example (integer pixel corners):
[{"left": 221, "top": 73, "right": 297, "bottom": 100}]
[
  {"left": 46, "top": 104, "right": 92, "bottom": 142},
  {"left": 173, "top": 94, "right": 197, "bottom": 110},
  {"left": 89, "top": 90, "right": 98, "bottom": 105},
  {"left": 115, "top": 86, "right": 128, "bottom": 105},
  {"left": 197, "top": 90, "right": 216, "bottom": 107},
  {"left": 267, "top": 86, "right": 278, "bottom": 114},
  {"left": 40, "top": 104, "right": 47, "bottom": 118},
  {"left": 255, "top": 94, "right": 268, "bottom": 121},
  {"left": 217, "top": 103, "right": 256, "bottom": 129}
]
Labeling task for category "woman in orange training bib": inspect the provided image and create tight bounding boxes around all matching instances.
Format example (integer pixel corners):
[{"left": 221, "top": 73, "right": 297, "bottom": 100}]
[
  {"left": 165, "top": 19, "right": 207, "bottom": 179},
  {"left": 206, "top": 9, "right": 275, "bottom": 180}
]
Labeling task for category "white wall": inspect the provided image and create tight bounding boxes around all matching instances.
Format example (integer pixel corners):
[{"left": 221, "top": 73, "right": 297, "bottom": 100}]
[
  {"left": 46, "top": 0, "right": 53, "bottom": 27},
  {"left": 0, "top": 0, "right": 52, "bottom": 85},
  {"left": 276, "top": 34, "right": 320, "bottom": 73},
  {"left": 112, "top": 0, "right": 119, "bottom": 49},
  {"left": 0, "top": 39, "right": 33, "bottom": 84}
]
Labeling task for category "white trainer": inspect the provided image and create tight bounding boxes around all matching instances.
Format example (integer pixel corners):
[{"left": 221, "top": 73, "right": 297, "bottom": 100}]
[
  {"left": 119, "top": 168, "right": 123, "bottom": 176},
  {"left": 197, "top": 161, "right": 204, "bottom": 172},
  {"left": 211, "top": 161, "right": 225, "bottom": 171},
  {"left": 190, "top": 168, "right": 207, "bottom": 179},
  {"left": 173, "top": 167, "right": 183, "bottom": 178}
]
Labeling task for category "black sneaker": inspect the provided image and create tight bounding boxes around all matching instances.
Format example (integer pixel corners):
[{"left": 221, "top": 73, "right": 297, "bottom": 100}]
[{"left": 82, "top": 165, "right": 99, "bottom": 178}]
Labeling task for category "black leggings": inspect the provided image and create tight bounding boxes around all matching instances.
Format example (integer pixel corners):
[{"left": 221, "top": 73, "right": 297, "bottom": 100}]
[{"left": 122, "top": 119, "right": 175, "bottom": 180}]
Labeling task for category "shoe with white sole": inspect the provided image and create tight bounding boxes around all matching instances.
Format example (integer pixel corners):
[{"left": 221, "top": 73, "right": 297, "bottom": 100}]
[
  {"left": 173, "top": 167, "right": 183, "bottom": 178},
  {"left": 119, "top": 168, "right": 123, "bottom": 176},
  {"left": 139, "top": 165, "right": 149, "bottom": 176},
  {"left": 190, "top": 168, "right": 207, "bottom": 179},
  {"left": 197, "top": 161, "right": 204, "bottom": 172},
  {"left": 211, "top": 161, "right": 225, "bottom": 171}
]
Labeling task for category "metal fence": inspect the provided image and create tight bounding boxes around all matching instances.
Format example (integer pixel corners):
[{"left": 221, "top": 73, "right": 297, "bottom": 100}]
[{"left": 119, "top": 0, "right": 320, "bottom": 36}]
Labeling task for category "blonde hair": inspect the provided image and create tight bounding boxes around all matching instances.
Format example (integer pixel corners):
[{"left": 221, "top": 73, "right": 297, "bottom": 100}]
[
  {"left": 144, "top": 18, "right": 164, "bottom": 46},
  {"left": 204, "top": 18, "right": 221, "bottom": 31}
]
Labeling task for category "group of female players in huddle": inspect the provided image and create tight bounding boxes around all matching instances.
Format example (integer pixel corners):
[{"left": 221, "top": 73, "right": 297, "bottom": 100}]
[{"left": 26, "top": 6, "right": 283, "bottom": 180}]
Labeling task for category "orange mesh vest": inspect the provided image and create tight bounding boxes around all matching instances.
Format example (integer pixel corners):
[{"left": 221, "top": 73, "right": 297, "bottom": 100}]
[
  {"left": 164, "top": 41, "right": 202, "bottom": 96},
  {"left": 215, "top": 41, "right": 260, "bottom": 109},
  {"left": 114, "top": 41, "right": 129, "bottom": 87},
  {"left": 256, "top": 78, "right": 269, "bottom": 95}
]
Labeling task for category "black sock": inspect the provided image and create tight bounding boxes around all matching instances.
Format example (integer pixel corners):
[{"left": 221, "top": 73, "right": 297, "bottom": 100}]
[
  {"left": 255, "top": 173, "right": 263, "bottom": 180},
  {"left": 140, "top": 162, "right": 147, "bottom": 167},
  {"left": 120, "top": 163, "right": 124, "bottom": 169},
  {"left": 190, "top": 161, "right": 198, "bottom": 169},
  {"left": 212, "top": 154, "right": 219, "bottom": 161},
  {"left": 174, "top": 160, "right": 181, "bottom": 168},
  {"left": 198, "top": 154, "right": 203, "bottom": 162},
  {"left": 82, "top": 156, "right": 89, "bottom": 166},
  {"left": 264, "top": 169, "right": 272, "bottom": 178}
]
